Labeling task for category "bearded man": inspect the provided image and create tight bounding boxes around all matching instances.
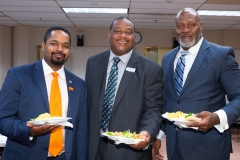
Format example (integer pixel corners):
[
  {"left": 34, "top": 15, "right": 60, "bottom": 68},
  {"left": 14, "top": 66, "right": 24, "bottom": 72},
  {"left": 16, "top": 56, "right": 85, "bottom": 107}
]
[{"left": 152, "top": 8, "right": 240, "bottom": 160}]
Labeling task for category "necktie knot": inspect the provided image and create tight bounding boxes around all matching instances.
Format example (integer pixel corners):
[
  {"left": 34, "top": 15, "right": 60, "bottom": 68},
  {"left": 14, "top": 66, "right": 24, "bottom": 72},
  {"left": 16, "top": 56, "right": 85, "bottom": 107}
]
[
  {"left": 113, "top": 57, "right": 121, "bottom": 65},
  {"left": 52, "top": 72, "right": 59, "bottom": 78},
  {"left": 181, "top": 50, "right": 189, "bottom": 57}
]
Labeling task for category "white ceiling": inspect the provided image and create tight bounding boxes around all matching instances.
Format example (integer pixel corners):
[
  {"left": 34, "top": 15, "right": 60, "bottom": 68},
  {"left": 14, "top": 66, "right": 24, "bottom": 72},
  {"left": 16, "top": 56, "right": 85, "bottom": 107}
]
[{"left": 0, "top": 0, "right": 240, "bottom": 30}]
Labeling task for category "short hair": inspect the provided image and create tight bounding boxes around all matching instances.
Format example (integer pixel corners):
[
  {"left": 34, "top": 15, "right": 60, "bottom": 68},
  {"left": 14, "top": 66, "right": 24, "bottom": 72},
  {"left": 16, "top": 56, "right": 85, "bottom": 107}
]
[
  {"left": 43, "top": 26, "right": 71, "bottom": 45},
  {"left": 109, "top": 16, "right": 135, "bottom": 32}
]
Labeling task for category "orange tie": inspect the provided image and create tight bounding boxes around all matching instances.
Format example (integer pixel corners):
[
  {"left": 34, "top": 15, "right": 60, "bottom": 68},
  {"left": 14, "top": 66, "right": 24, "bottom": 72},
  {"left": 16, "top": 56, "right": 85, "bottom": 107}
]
[{"left": 49, "top": 72, "right": 63, "bottom": 157}]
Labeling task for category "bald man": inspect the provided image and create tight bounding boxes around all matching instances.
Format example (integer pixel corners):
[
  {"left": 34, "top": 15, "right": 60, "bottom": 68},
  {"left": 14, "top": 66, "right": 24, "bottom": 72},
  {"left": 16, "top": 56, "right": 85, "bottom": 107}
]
[{"left": 152, "top": 8, "right": 240, "bottom": 160}]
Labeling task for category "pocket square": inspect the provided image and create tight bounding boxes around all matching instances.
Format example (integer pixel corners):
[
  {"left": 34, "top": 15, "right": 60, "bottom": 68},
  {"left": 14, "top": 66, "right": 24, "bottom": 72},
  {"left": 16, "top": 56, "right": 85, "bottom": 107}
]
[{"left": 69, "top": 87, "right": 74, "bottom": 91}]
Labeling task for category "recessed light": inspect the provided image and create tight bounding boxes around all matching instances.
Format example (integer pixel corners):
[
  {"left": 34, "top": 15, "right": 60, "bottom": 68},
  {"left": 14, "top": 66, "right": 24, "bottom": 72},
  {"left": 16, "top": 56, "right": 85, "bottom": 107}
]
[
  {"left": 62, "top": 8, "right": 128, "bottom": 14},
  {"left": 197, "top": 10, "right": 240, "bottom": 16}
]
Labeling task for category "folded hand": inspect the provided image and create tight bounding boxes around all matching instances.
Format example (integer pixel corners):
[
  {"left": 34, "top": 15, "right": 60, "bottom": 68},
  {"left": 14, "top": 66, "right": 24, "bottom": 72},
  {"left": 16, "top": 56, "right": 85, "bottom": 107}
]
[
  {"left": 26, "top": 122, "right": 61, "bottom": 136},
  {"left": 129, "top": 130, "right": 150, "bottom": 150}
]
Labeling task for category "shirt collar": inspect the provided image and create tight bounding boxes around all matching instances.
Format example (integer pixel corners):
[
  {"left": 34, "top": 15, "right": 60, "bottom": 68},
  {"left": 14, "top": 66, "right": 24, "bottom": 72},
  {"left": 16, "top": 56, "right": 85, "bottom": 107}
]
[
  {"left": 42, "top": 59, "right": 65, "bottom": 79},
  {"left": 109, "top": 49, "right": 133, "bottom": 64},
  {"left": 180, "top": 37, "right": 203, "bottom": 55}
]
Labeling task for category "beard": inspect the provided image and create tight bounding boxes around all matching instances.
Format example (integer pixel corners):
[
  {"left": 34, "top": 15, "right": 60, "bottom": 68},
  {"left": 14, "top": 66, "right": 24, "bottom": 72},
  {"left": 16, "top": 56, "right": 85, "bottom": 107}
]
[
  {"left": 178, "top": 35, "right": 196, "bottom": 48},
  {"left": 50, "top": 52, "right": 66, "bottom": 65}
]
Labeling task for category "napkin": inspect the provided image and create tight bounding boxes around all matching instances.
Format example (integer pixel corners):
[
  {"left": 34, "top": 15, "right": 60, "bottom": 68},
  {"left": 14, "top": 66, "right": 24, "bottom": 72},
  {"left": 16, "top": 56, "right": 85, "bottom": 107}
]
[
  {"left": 49, "top": 121, "right": 73, "bottom": 128},
  {"left": 0, "top": 134, "right": 7, "bottom": 147},
  {"left": 174, "top": 122, "right": 198, "bottom": 130},
  {"left": 114, "top": 141, "right": 122, "bottom": 145}
]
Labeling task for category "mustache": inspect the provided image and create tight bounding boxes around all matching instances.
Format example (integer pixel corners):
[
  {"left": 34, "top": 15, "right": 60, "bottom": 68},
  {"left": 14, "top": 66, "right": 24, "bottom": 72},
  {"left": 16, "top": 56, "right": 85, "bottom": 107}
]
[
  {"left": 51, "top": 52, "right": 66, "bottom": 57},
  {"left": 180, "top": 34, "right": 193, "bottom": 38}
]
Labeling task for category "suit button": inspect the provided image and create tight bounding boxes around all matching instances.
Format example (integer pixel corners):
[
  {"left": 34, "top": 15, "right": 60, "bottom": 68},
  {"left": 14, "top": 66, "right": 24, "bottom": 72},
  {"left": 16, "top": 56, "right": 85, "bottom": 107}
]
[
  {"left": 177, "top": 101, "right": 180, "bottom": 104},
  {"left": 44, "top": 147, "right": 48, "bottom": 151}
]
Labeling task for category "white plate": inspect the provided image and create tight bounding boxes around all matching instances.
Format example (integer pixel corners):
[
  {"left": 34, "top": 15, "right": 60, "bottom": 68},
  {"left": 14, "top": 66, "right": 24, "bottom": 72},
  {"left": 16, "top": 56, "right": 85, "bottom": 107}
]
[
  {"left": 102, "top": 133, "right": 144, "bottom": 144},
  {"left": 29, "top": 117, "right": 72, "bottom": 125},
  {"left": 162, "top": 113, "right": 189, "bottom": 124},
  {"left": 117, "top": 136, "right": 145, "bottom": 144},
  {"left": 101, "top": 133, "right": 119, "bottom": 141}
]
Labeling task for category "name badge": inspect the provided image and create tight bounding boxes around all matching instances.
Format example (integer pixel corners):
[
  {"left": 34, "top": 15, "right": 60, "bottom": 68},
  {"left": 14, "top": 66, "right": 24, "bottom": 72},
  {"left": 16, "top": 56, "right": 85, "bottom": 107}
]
[{"left": 126, "top": 67, "right": 136, "bottom": 73}]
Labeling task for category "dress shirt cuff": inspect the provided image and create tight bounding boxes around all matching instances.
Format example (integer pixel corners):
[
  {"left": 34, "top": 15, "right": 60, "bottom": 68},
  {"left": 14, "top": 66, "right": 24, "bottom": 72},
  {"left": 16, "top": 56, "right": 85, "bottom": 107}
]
[
  {"left": 214, "top": 110, "right": 229, "bottom": 133},
  {"left": 28, "top": 128, "right": 33, "bottom": 140},
  {"left": 143, "top": 144, "right": 150, "bottom": 150},
  {"left": 156, "top": 130, "right": 165, "bottom": 141}
]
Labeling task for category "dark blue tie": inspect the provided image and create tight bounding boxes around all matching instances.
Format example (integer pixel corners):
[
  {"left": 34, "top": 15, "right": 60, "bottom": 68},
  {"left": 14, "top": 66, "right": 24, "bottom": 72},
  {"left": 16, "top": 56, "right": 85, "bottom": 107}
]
[
  {"left": 101, "top": 57, "right": 121, "bottom": 132},
  {"left": 175, "top": 50, "right": 189, "bottom": 96}
]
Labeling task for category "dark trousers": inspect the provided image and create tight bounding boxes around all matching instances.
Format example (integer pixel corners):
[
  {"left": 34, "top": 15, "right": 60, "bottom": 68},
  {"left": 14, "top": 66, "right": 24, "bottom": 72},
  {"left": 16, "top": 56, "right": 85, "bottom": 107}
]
[
  {"left": 96, "top": 137, "right": 108, "bottom": 160},
  {"left": 171, "top": 131, "right": 184, "bottom": 160},
  {"left": 0, "top": 147, "right": 4, "bottom": 155},
  {"left": 0, "top": 147, "right": 4, "bottom": 159}
]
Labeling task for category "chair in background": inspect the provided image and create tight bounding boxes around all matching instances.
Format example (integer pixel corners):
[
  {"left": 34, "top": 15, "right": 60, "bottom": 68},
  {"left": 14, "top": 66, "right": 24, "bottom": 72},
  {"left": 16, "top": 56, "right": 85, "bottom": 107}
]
[{"left": 231, "top": 117, "right": 240, "bottom": 142}]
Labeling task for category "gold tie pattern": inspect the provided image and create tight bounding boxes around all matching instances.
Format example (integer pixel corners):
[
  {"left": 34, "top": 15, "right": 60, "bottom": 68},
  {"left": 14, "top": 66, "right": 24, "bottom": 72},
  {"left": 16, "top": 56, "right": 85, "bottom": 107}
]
[{"left": 49, "top": 72, "right": 63, "bottom": 157}]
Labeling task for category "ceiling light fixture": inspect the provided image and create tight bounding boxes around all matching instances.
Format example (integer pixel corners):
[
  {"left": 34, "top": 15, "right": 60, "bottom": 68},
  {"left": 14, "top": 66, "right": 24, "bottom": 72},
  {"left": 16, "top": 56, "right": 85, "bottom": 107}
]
[
  {"left": 197, "top": 10, "right": 240, "bottom": 16},
  {"left": 62, "top": 8, "right": 128, "bottom": 14}
]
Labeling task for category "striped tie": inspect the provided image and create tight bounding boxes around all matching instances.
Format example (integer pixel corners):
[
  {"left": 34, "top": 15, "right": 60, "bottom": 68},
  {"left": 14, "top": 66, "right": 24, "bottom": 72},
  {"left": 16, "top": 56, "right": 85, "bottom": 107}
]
[
  {"left": 175, "top": 50, "right": 189, "bottom": 96},
  {"left": 101, "top": 57, "right": 121, "bottom": 132}
]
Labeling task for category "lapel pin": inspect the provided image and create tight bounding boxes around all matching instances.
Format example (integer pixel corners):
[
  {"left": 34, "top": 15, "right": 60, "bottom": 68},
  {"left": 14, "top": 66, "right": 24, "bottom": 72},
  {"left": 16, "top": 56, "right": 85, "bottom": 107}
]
[
  {"left": 69, "top": 87, "right": 74, "bottom": 91},
  {"left": 69, "top": 80, "right": 72, "bottom": 83}
]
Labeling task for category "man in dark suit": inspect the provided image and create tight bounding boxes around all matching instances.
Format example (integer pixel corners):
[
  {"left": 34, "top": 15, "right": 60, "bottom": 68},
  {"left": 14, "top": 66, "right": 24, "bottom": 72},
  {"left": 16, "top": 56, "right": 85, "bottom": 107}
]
[
  {"left": 152, "top": 8, "right": 240, "bottom": 160},
  {"left": 0, "top": 26, "right": 88, "bottom": 160},
  {"left": 86, "top": 17, "right": 163, "bottom": 160}
]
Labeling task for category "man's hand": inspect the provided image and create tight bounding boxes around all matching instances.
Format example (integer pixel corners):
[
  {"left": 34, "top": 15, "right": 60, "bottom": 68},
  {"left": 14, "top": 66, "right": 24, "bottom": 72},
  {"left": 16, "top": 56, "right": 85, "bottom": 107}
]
[
  {"left": 129, "top": 130, "right": 150, "bottom": 150},
  {"left": 186, "top": 111, "right": 220, "bottom": 132},
  {"left": 26, "top": 122, "right": 61, "bottom": 136},
  {"left": 152, "top": 138, "right": 164, "bottom": 160}
]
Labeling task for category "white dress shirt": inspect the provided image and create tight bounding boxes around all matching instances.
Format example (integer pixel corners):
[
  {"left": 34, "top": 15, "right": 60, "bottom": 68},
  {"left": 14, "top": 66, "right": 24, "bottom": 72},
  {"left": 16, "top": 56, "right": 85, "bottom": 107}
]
[
  {"left": 157, "top": 37, "right": 228, "bottom": 140},
  {"left": 100, "top": 50, "right": 132, "bottom": 133},
  {"left": 105, "top": 50, "right": 132, "bottom": 101},
  {"left": 42, "top": 59, "right": 68, "bottom": 156}
]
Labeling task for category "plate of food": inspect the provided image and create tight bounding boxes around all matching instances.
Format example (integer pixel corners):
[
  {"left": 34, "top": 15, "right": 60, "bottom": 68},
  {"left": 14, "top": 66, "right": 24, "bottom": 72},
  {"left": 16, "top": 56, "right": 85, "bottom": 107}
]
[
  {"left": 102, "top": 130, "right": 145, "bottom": 144},
  {"left": 29, "top": 113, "right": 72, "bottom": 125},
  {"left": 162, "top": 111, "right": 201, "bottom": 124}
]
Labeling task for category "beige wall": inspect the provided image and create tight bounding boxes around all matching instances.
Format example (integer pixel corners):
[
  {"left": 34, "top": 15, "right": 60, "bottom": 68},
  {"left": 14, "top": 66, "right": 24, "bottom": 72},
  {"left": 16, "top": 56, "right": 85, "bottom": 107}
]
[
  {"left": 31, "top": 27, "right": 235, "bottom": 55},
  {"left": 0, "top": 25, "right": 240, "bottom": 85},
  {"left": 0, "top": 25, "right": 11, "bottom": 87},
  {"left": 14, "top": 26, "right": 36, "bottom": 66},
  {"left": 224, "top": 30, "right": 240, "bottom": 48}
]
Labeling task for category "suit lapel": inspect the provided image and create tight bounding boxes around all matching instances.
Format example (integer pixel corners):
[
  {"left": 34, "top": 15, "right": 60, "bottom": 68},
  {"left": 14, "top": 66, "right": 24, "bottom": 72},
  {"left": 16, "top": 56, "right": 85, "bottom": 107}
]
[
  {"left": 34, "top": 60, "right": 49, "bottom": 111},
  {"left": 181, "top": 38, "right": 209, "bottom": 95},
  {"left": 98, "top": 51, "right": 110, "bottom": 118},
  {"left": 168, "top": 47, "right": 180, "bottom": 97},
  {"left": 65, "top": 70, "right": 75, "bottom": 118},
  {"left": 112, "top": 51, "right": 138, "bottom": 112}
]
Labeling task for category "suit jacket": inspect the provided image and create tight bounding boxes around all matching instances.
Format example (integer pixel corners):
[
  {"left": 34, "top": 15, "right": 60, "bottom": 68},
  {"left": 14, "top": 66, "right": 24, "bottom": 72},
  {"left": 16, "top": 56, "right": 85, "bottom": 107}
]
[
  {"left": 162, "top": 38, "right": 240, "bottom": 160},
  {"left": 86, "top": 50, "right": 163, "bottom": 160},
  {"left": 0, "top": 60, "right": 88, "bottom": 160}
]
